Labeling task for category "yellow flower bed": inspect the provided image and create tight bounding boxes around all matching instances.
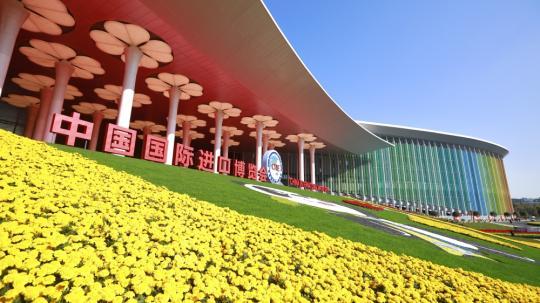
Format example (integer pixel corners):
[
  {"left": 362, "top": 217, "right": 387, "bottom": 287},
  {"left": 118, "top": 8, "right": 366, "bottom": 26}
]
[
  {"left": 408, "top": 214, "right": 540, "bottom": 250},
  {"left": 407, "top": 215, "right": 522, "bottom": 250},
  {"left": 504, "top": 238, "right": 540, "bottom": 250},
  {"left": 1, "top": 130, "right": 539, "bottom": 303}
]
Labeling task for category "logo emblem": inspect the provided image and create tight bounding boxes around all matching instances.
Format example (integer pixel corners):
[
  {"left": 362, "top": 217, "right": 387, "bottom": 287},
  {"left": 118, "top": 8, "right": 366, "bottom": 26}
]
[{"left": 262, "top": 150, "right": 283, "bottom": 184}]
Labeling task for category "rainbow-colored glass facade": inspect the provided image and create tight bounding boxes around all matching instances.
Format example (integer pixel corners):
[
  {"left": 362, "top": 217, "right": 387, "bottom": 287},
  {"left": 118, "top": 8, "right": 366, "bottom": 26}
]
[{"left": 283, "top": 136, "right": 512, "bottom": 216}]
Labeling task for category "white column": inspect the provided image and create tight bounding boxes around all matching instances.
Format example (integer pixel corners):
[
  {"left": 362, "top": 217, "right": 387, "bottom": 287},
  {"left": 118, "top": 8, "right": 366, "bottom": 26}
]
[
  {"left": 143, "top": 126, "right": 151, "bottom": 137},
  {"left": 223, "top": 131, "right": 231, "bottom": 159},
  {"left": 165, "top": 87, "right": 180, "bottom": 165},
  {"left": 213, "top": 110, "right": 223, "bottom": 173},
  {"left": 33, "top": 87, "right": 53, "bottom": 140},
  {"left": 309, "top": 146, "right": 316, "bottom": 184},
  {"left": 44, "top": 60, "right": 74, "bottom": 143},
  {"left": 262, "top": 134, "right": 269, "bottom": 155},
  {"left": 24, "top": 104, "right": 39, "bottom": 138},
  {"left": 117, "top": 46, "right": 143, "bottom": 128},
  {"left": 89, "top": 111, "right": 104, "bottom": 151},
  {"left": 255, "top": 122, "right": 263, "bottom": 180},
  {"left": 0, "top": 0, "right": 28, "bottom": 97},
  {"left": 182, "top": 121, "right": 191, "bottom": 146},
  {"left": 298, "top": 138, "right": 305, "bottom": 181}
]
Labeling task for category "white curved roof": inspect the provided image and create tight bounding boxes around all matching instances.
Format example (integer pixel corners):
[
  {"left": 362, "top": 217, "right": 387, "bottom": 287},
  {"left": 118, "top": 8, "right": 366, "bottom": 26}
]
[
  {"left": 358, "top": 121, "right": 509, "bottom": 157},
  {"left": 140, "top": 0, "right": 390, "bottom": 154}
]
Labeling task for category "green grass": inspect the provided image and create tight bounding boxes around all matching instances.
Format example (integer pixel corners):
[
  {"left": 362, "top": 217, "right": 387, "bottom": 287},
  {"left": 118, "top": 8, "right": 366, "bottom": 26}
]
[
  {"left": 55, "top": 145, "right": 540, "bottom": 286},
  {"left": 460, "top": 222, "right": 513, "bottom": 230}
]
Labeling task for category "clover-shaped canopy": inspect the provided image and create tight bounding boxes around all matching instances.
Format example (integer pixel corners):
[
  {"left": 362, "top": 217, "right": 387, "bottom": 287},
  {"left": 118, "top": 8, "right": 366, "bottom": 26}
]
[
  {"left": 130, "top": 120, "right": 166, "bottom": 133},
  {"left": 94, "top": 84, "right": 151, "bottom": 108},
  {"left": 210, "top": 126, "right": 243, "bottom": 137},
  {"left": 145, "top": 73, "right": 203, "bottom": 100},
  {"left": 90, "top": 21, "right": 173, "bottom": 69},
  {"left": 21, "top": 0, "right": 75, "bottom": 35},
  {"left": 249, "top": 129, "right": 281, "bottom": 139},
  {"left": 176, "top": 115, "right": 206, "bottom": 128},
  {"left": 12, "top": 73, "right": 82, "bottom": 99},
  {"left": 175, "top": 130, "right": 205, "bottom": 140},
  {"left": 197, "top": 101, "right": 241, "bottom": 119},
  {"left": 1, "top": 94, "right": 40, "bottom": 108},
  {"left": 240, "top": 115, "right": 278, "bottom": 128},
  {"left": 72, "top": 102, "right": 118, "bottom": 120},
  {"left": 19, "top": 40, "right": 104, "bottom": 79},
  {"left": 305, "top": 142, "right": 326, "bottom": 149},
  {"left": 268, "top": 140, "right": 286, "bottom": 148},
  {"left": 286, "top": 133, "right": 317, "bottom": 143},
  {"left": 211, "top": 139, "right": 240, "bottom": 146}
]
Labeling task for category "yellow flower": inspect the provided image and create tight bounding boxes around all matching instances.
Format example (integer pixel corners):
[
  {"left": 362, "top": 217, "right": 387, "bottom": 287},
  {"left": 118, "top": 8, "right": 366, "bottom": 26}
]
[
  {"left": 64, "top": 287, "right": 86, "bottom": 303},
  {"left": 0, "top": 129, "right": 539, "bottom": 302}
]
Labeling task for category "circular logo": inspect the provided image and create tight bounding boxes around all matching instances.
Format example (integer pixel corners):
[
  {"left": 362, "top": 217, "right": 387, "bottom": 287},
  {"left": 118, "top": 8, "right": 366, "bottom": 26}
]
[{"left": 262, "top": 150, "right": 283, "bottom": 184}]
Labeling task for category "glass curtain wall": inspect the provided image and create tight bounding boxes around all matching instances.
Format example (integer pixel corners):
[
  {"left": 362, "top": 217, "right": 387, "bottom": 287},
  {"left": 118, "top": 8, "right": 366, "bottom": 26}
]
[{"left": 280, "top": 136, "right": 512, "bottom": 215}]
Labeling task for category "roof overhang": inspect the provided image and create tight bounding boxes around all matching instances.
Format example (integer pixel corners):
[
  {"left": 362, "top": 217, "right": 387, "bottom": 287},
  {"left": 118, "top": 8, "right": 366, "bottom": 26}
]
[
  {"left": 139, "top": 0, "right": 390, "bottom": 154},
  {"left": 359, "top": 121, "right": 509, "bottom": 157},
  {"left": 4, "top": 0, "right": 390, "bottom": 154}
]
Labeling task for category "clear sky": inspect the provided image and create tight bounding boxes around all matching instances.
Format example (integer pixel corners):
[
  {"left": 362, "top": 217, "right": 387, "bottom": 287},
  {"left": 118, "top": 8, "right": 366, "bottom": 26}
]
[{"left": 264, "top": 0, "right": 540, "bottom": 198}]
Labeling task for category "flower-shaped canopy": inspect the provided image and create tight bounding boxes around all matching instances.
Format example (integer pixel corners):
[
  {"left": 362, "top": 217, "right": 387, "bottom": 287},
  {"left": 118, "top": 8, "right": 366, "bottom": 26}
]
[
  {"left": 249, "top": 129, "right": 281, "bottom": 139},
  {"left": 19, "top": 40, "right": 105, "bottom": 79},
  {"left": 12, "top": 73, "right": 82, "bottom": 99},
  {"left": 211, "top": 139, "right": 240, "bottom": 146},
  {"left": 268, "top": 140, "right": 286, "bottom": 148},
  {"left": 175, "top": 130, "right": 205, "bottom": 140},
  {"left": 145, "top": 73, "right": 203, "bottom": 100},
  {"left": 305, "top": 142, "right": 326, "bottom": 149},
  {"left": 286, "top": 133, "right": 317, "bottom": 143},
  {"left": 90, "top": 21, "right": 173, "bottom": 69},
  {"left": 21, "top": 0, "right": 75, "bottom": 35},
  {"left": 240, "top": 115, "right": 278, "bottom": 128},
  {"left": 197, "top": 101, "right": 241, "bottom": 119},
  {"left": 94, "top": 85, "right": 151, "bottom": 108},
  {"left": 12, "top": 73, "right": 52, "bottom": 90},
  {"left": 130, "top": 120, "right": 166, "bottom": 133},
  {"left": 176, "top": 115, "right": 206, "bottom": 128},
  {"left": 1, "top": 94, "right": 40, "bottom": 108},
  {"left": 210, "top": 126, "right": 244, "bottom": 137},
  {"left": 72, "top": 102, "right": 118, "bottom": 120}
]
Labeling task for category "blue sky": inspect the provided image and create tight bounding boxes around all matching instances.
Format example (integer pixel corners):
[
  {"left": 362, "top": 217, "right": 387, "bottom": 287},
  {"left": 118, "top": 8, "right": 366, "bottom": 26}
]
[{"left": 265, "top": 0, "right": 540, "bottom": 198}]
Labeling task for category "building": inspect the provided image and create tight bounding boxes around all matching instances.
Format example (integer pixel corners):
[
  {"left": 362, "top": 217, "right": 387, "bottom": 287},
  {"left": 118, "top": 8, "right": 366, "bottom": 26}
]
[
  {"left": 0, "top": 0, "right": 512, "bottom": 216},
  {"left": 281, "top": 122, "right": 512, "bottom": 216}
]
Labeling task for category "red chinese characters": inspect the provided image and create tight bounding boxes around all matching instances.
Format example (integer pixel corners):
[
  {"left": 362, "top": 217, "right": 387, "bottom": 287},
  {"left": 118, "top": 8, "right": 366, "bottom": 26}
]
[
  {"left": 288, "top": 177, "right": 329, "bottom": 192},
  {"left": 218, "top": 156, "right": 231, "bottom": 175},
  {"left": 197, "top": 150, "right": 214, "bottom": 172},
  {"left": 50, "top": 112, "right": 93, "bottom": 146},
  {"left": 234, "top": 160, "right": 245, "bottom": 178},
  {"left": 247, "top": 163, "right": 258, "bottom": 180},
  {"left": 142, "top": 134, "right": 167, "bottom": 163},
  {"left": 258, "top": 167, "right": 267, "bottom": 182},
  {"left": 103, "top": 124, "right": 137, "bottom": 157},
  {"left": 174, "top": 143, "right": 194, "bottom": 167}
]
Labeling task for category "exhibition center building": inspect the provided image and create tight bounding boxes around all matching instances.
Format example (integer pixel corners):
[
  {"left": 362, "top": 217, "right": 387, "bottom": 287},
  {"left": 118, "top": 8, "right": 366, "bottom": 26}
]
[{"left": 0, "top": 0, "right": 512, "bottom": 216}]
